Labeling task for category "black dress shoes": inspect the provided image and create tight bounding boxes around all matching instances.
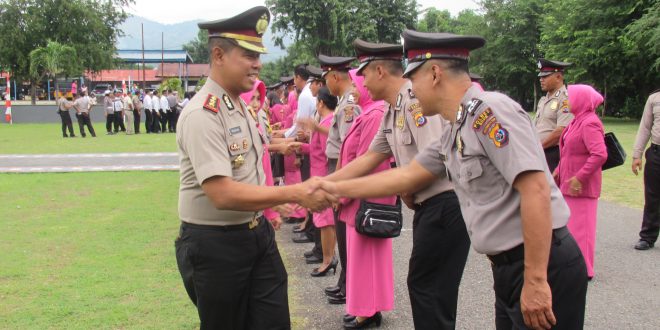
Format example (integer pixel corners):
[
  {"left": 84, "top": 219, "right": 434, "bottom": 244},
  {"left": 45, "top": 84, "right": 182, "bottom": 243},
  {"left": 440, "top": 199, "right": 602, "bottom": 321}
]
[
  {"left": 327, "top": 291, "right": 346, "bottom": 304},
  {"left": 343, "top": 314, "right": 356, "bottom": 323},
  {"left": 325, "top": 285, "right": 341, "bottom": 295},
  {"left": 305, "top": 255, "right": 323, "bottom": 264},
  {"left": 634, "top": 239, "right": 654, "bottom": 250},
  {"left": 304, "top": 250, "right": 315, "bottom": 258},
  {"left": 343, "top": 312, "right": 382, "bottom": 328},
  {"left": 292, "top": 233, "right": 312, "bottom": 243}
]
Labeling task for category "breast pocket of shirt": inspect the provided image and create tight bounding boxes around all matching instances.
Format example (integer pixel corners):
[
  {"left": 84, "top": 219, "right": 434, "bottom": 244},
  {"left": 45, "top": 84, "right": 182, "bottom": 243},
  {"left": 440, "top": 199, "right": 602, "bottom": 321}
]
[
  {"left": 458, "top": 156, "right": 506, "bottom": 205},
  {"left": 228, "top": 136, "right": 251, "bottom": 177}
]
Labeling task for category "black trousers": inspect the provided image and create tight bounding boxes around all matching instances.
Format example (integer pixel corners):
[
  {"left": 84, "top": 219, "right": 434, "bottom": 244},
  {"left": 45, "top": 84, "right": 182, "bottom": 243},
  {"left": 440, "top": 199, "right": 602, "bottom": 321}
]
[
  {"left": 159, "top": 110, "right": 168, "bottom": 132},
  {"left": 151, "top": 110, "right": 161, "bottom": 132},
  {"left": 106, "top": 113, "right": 114, "bottom": 133},
  {"left": 76, "top": 113, "right": 96, "bottom": 137},
  {"left": 58, "top": 111, "right": 75, "bottom": 137},
  {"left": 167, "top": 109, "right": 176, "bottom": 132},
  {"left": 492, "top": 227, "right": 588, "bottom": 330},
  {"left": 544, "top": 146, "right": 560, "bottom": 173},
  {"left": 175, "top": 218, "right": 290, "bottom": 330},
  {"left": 408, "top": 191, "right": 470, "bottom": 330},
  {"left": 113, "top": 111, "right": 126, "bottom": 132},
  {"left": 641, "top": 144, "right": 660, "bottom": 244},
  {"left": 133, "top": 109, "right": 141, "bottom": 133},
  {"left": 144, "top": 108, "right": 152, "bottom": 133}
]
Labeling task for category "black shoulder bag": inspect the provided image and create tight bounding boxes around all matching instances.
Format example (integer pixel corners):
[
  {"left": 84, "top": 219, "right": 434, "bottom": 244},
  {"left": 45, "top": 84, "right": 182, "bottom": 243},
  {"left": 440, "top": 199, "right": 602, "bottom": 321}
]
[
  {"left": 602, "top": 132, "right": 626, "bottom": 170},
  {"left": 355, "top": 197, "right": 403, "bottom": 238}
]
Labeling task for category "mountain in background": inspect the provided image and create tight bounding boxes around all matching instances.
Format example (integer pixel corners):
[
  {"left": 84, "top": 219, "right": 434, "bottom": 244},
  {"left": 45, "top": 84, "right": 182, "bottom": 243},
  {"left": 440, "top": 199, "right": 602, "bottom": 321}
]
[{"left": 117, "top": 15, "right": 290, "bottom": 63}]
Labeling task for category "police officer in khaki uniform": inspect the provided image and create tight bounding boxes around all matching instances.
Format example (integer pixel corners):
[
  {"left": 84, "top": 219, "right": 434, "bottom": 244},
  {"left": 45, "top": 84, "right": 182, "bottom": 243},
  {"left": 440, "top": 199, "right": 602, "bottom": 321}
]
[
  {"left": 174, "top": 7, "right": 335, "bottom": 329},
  {"left": 318, "top": 54, "right": 362, "bottom": 304},
  {"left": 632, "top": 89, "right": 660, "bottom": 250},
  {"left": 320, "top": 38, "right": 470, "bottom": 329},
  {"left": 535, "top": 58, "right": 573, "bottom": 172},
  {"left": 311, "top": 30, "right": 589, "bottom": 330}
]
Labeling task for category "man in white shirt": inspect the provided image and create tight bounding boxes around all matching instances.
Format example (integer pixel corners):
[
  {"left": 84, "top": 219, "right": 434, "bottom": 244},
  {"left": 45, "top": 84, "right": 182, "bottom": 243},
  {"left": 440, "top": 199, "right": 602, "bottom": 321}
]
[
  {"left": 160, "top": 90, "right": 170, "bottom": 133},
  {"left": 112, "top": 90, "right": 126, "bottom": 133},
  {"left": 142, "top": 90, "right": 153, "bottom": 133},
  {"left": 152, "top": 90, "right": 161, "bottom": 133},
  {"left": 284, "top": 65, "right": 316, "bottom": 140}
]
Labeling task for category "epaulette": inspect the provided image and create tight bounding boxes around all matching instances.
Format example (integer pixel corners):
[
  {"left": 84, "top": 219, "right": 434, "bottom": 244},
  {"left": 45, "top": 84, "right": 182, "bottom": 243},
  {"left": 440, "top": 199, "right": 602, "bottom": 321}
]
[{"left": 203, "top": 94, "right": 220, "bottom": 113}]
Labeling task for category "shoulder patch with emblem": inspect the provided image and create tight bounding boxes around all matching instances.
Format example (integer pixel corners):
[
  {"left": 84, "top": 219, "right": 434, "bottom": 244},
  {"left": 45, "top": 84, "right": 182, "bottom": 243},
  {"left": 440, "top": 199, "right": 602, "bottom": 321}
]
[
  {"left": 203, "top": 94, "right": 220, "bottom": 113},
  {"left": 344, "top": 105, "right": 354, "bottom": 122},
  {"left": 222, "top": 94, "right": 235, "bottom": 110},
  {"left": 411, "top": 104, "right": 426, "bottom": 127},
  {"left": 407, "top": 102, "right": 421, "bottom": 113},
  {"left": 472, "top": 108, "right": 508, "bottom": 147},
  {"left": 560, "top": 99, "right": 570, "bottom": 113}
]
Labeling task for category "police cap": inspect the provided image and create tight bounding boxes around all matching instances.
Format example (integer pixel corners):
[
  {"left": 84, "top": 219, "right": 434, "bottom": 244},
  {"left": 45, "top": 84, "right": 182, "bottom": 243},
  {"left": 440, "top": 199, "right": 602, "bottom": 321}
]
[
  {"left": 352, "top": 38, "right": 403, "bottom": 76},
  {"left": 318, "top": 54, "right": 355, "bottom": 78},
  {"left": 198, "top": 6, "right": 270, "bottom": 54},
  {"left": 306, "top": 65, "right": 324, "bottom": 82},
  {"left": 279, "top": 76, "right": 294, "bottom": 85},
  {"left": 401, "top": 29, "right": 485, "bottom": 78},
  {"left": 537, "top": 58, "right": 572, "bottom": 77},
  {"left": 469, "top": 72, "right": 483, "bottom": 82},
  {"left": 267, "top": 82, "right": 283, "bottom": 90}
]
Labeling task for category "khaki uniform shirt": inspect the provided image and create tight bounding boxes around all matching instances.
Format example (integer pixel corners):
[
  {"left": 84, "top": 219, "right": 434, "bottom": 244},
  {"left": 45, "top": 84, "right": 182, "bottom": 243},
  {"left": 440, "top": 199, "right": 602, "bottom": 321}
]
[
  {"left": 415, "top": 85, "right": 570, "bottom": 255},
  {"left": 535, "top": 85, "right": 573, "bottom": 143},
  {"left": 369, "top": 81, "right": 453, "bottom": 204},
  {"left": 326, "top": 89, "right": 362, "bottom": 159},
  {"left": 177, "top": 78, "right": 265, "bottom": 226},
  {"left": 633, "top": 92, "right": 660, "bottom": 159}
]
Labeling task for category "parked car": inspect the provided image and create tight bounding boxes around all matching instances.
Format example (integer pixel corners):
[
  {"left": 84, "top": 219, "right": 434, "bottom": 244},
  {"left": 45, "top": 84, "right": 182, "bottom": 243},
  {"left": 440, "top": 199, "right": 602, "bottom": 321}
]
[{"left": 93, "top": 84, "right": 111, "bottom": 95}]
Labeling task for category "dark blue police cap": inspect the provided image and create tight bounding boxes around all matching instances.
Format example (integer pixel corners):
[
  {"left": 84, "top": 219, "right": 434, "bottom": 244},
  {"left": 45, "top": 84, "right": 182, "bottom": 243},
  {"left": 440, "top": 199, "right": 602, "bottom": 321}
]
[
  {"left": 352, "top": 38, "right": 403, "bottom": 75},
  {"left": 198, "top": 6, "right": 270, "bottom": 54},
  {"left": 318, "top": 54, "right": 355, "bottom": 78},
  {"left": 537, "top": 58, "right": 572, "bottom": 77}
]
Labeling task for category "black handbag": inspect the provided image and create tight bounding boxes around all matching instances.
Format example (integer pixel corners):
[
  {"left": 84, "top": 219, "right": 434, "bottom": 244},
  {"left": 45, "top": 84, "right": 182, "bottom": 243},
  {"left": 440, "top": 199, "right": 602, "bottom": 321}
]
[
  {"left": 355, "top": 197, "right": 402, "bottom": 238},
  {"left": 271, "top": 153, "right": 285, "bottom": 178},
  {"left": 602, "top": 132, "right": 626, "bottom": 170}
]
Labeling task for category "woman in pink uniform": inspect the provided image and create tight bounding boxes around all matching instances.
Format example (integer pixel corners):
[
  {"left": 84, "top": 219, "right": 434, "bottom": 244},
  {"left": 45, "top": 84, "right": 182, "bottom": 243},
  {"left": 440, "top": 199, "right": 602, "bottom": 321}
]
[
  {"left": 282, "top": 88, "right": 307, "bottom": 221},
  {"left": 555, "top": 84, "right": 608, "bottom": 279},
  {"left": 339, "top": 70, "right": 395, "bottom": 328},
  {"left": 297, "top": 87, "right": 339, "bottom": 276}
]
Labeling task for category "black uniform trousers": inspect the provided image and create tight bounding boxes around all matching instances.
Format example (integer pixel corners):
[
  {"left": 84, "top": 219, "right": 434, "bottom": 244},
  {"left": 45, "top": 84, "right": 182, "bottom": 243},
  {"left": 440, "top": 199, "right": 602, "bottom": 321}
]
[
  {"left": 76, "top": 113, "right": 96, "bottom": 137},
  {"left": 543, "top": 146, "right": 560, "bottom": 173},
  {"left": 491, "top": 227, "right": 588, "bottom": 330},
  {"left": 175, "top": 217, "right": 290, "bottom": 330},
  {"left": 58, "top": 111, "right": 75, "bottom": 137},
  {"left": 167, "top": 109, "right": 176, "bottom": 132},
  {"left": 151, "top": 110, "right": 161, "bottom": 132},
  {"left": 106, "top": 113, "right": 114, "bottom": 133},
  {"left": 408, "top": 191, "right": 470, "bottom": 330},
  {"left": 113, "top": 111, "right": 126, "bottom": 132},
  {"left": 144, "top": 108, "right": 152, "bottom": 133},
  {"left": 159, "top": 109, "right": 168, "bottom": 132},
  {"left": 641, "top": 144, "right": 660, "bottom": 244},
  {"left": 133, "top": 109, "right": 141, "bottom": 133}
]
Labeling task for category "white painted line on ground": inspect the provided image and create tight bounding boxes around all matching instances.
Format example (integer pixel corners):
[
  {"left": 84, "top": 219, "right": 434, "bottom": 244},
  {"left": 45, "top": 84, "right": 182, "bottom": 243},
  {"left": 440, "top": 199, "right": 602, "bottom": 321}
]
[{"left": 0, "top": 152, "right": 178, "bottom": 159}]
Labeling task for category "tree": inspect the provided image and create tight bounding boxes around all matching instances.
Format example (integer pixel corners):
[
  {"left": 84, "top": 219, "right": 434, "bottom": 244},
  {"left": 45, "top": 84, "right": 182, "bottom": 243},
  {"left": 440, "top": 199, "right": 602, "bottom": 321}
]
[
  {"left": 29, "top": 40, "right": 79, "bottom": 97},
  {"left": 417, "top": 8, "right": 453, "bottom": 32},
  {"left": 266, "top": 0, "right": 417, "bottom": 56},
  {"left": 0, "top": 0, "right": 131, "bottom": 103},
  {"left": 182, "top": 29, "right": 209, "bottom": 64}
]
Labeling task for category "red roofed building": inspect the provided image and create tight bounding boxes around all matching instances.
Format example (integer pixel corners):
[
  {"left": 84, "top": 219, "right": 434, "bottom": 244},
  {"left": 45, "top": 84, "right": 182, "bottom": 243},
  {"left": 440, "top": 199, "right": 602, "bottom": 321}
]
[{"left": 157, "top": 63, "right": 210, "bottom": 79}]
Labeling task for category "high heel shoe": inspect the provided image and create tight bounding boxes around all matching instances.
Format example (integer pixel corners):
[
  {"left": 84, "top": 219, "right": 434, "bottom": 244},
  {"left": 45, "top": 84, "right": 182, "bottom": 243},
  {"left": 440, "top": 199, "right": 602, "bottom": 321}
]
[
  {"left": 343, "top": 312, "right": 382, "bottom": 329},
  {"left": 310, "top": 258, "right": 338, "bottom": 277}
]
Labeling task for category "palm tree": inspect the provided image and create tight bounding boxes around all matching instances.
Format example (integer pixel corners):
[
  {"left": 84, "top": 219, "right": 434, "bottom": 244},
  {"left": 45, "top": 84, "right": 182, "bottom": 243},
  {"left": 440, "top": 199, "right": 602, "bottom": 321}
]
[{"left": 29, "top": 40, "right": 78, "bottom": 104}]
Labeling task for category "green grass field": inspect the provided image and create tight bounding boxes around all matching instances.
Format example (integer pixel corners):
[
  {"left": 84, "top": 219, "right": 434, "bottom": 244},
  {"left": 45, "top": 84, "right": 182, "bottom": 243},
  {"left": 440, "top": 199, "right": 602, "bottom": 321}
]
[{"left": 0, "top": 123, "right": 176, "bottom": 154}]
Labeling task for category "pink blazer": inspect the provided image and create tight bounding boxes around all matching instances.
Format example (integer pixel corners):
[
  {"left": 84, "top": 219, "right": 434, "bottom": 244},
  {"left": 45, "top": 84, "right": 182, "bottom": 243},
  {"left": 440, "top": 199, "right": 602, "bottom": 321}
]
[{"left": 557, "top": 113, "right": 607, "bottom": 198}]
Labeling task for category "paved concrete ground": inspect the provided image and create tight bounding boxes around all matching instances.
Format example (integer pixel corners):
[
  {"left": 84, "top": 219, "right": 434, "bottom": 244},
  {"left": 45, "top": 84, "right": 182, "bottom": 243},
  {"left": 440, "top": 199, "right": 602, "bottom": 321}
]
[
  {"left": 0, "top": 153, "right": 178, "bottom": 173},
  {"left": 278, "top": 201, "right": 660, "bottom": 330}
]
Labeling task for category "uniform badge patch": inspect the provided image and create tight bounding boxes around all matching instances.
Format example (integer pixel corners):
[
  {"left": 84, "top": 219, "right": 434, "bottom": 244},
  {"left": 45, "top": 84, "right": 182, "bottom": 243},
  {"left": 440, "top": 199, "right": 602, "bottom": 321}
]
[
  {"left": 383, "top": 128, "right": 392, "bottom": 133},
  {"left": 203, "top": 94, "right": 220, "bottom": 113},
  {"left": 490, "top": 125, "right": 509, "bottom": 147},
  {"left": 396, "top": 115, "right": 405, "bottom": 130},
  {"left": 560, "top": 100, "right": 570, "bottom": 113},
  {"left": 229, "top": 126, "right": 242, "bottom": 135},
  {"left": 407, "top": 102, "right": 421, "bottom": 113},
  {"left": 222, "top": 94, "right": 235, "bottom": 110},
  {"left": 229, "top": 143, "right": 240, "bottom": 152},
  {"left": 395, "top": 94, "right": 402, "bottom": 110},
  {"left": 472, "top": 108, "right": 494, "bottom": 130},
  {"left": 550, "top": 100, "right": 558, "bottom": 111},
  {"left": 344, "top": 106, "right": 354, "bottom": 122},
  {"left": 242, "top": 139, "right": 249, "bottom": 150},
  {"left": 413, "top": 111, "right": 427, "bottom": 127},
  {"left": 232, "top": 154, "right": 245, "bottom": 169}
]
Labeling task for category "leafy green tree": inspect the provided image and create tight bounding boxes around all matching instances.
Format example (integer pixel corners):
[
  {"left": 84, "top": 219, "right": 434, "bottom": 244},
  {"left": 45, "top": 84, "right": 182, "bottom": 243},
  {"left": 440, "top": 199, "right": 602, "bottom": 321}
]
[
  {"left": 159, "top": 77, "right": 184, "bottom": 96},
  {"left": 182, "top": 29, "right": 209, "bottom": 64},
  {"left": 29, "top": 40, "right": 79, "bottom": 96},
  {"left": 417, "top": 8, "right": 453, "bottom": 32}
]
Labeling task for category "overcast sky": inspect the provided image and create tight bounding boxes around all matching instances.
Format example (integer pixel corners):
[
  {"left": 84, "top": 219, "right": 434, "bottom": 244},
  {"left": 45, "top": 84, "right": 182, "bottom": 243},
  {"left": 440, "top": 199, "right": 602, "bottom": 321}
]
[{"left": 126, "top": 0, "right": 480, "bottom": 25}]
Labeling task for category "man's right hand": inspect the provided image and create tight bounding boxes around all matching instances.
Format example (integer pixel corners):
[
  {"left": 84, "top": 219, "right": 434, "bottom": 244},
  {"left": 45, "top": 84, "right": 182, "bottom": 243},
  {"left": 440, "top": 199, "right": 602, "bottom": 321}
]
[
  {"left": 297, "top": 178, "right": 337, "bottom": 212},
  {"left": 632, "top": 158, "right": 642, "bottom": 176}
]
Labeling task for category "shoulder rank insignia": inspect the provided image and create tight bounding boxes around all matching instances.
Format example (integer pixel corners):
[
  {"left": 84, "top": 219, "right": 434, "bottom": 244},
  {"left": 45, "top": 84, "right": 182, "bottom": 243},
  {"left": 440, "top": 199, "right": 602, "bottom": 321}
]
[
  {"left": 395, "top": 94, "right": 402, "bottom": 110},
  {"left": 203, "top": 94, "right": 220, "bottom": 113},
  {"left": 396, "top": 114, "right": 405, "bottom": 130},
  {"left": 560, "top": 100, "right": 570, "bottom": 113},
  {"left": 554, "top": 90, "right": 561, "bottom": 98},
  {"left": 408, "top": 89, "right": 415, "bottom": 99},
  {"left": 466, "top": 98, "right": 483, "bottom": 116},
  {"left": 347, "top": 94, "right": 355, "bottom": 104},
  {"left": 222, "top": 94, "right": 235, "bottom": 110},
  {"left": 455, "top": 104, "right": 467, "bottom": 127}
]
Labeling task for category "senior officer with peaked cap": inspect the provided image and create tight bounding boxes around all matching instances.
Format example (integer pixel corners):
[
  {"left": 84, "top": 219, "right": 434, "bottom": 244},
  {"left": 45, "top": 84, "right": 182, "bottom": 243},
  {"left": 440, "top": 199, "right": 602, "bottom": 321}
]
[
  {"left": 320, "top": 38, "right": 470, "bottom": 329},
  {"left": 535, "top": 58, "right": 573, "bottom": 172},
  {"left": 310, "top": 30, "right": 588, "bottom": 330},
  {"left": 174, "top": 6, "right": 335, "bottom": 329}
]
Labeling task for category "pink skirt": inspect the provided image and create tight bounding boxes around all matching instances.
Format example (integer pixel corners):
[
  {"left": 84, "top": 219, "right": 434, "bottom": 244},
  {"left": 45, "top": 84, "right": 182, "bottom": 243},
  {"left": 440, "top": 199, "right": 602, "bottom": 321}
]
[
  {"left": 313, "top": 208, "right": 334, "bottom": 228},
  {"left": 345, "top": 225, "right": 394, "bottom": 316},
  {"left": 565, "top": 196, "right": 598, "bottom": 278}
]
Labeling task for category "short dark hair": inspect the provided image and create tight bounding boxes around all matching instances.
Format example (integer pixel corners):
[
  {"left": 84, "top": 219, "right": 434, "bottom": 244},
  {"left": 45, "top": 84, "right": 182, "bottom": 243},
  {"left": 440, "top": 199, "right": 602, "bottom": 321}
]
[
  {"left": 208, "top": 38, "right": 238, "bottom": 63},
  {"left": 441, "top": 59, "right": 469, "bottom": 75},
  {"left": 294, "top": 64, "right": 310, "bottom": 80},
  {"left": 371, "top": 60, "right": 403, "bottom": 76},
  {"left": 317, "top": 87, "right": 338, "bottom": 110}
]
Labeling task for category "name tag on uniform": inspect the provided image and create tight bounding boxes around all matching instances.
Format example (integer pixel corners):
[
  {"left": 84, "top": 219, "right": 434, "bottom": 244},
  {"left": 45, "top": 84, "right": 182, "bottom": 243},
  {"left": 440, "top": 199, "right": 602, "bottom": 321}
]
[
  {"left": 383, "top": 129, "right": 392, "bottom": 133},
  {"left": 229, "top": 126, "right": 242, "bottom": 135}
]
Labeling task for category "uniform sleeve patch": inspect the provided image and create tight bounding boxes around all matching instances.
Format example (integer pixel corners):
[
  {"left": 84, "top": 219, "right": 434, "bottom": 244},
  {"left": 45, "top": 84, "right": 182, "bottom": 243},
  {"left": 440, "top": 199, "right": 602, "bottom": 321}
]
[
  {"left": 407, "top": 102, "right": 421, "bottom": 113},
  {"left": 413, "top": 110, "right": 427, "bottom": 127},
  {"left": 203, "top": 94, "right": 220, "bottom": 113},
  {"left": 472, "top": 108, "right": 508, "bottom": 147},
  {"left": 472, "top": 108, "right": 493, "bottom": 130},
  {"left": 344, "top": 106, "right": 354, "bottom": 122},
  {"left": 222, "top": 94, "right": 235, "bottom": 110},
  {"left": 560, "top": 99, "right": 570, "bottom": 113}
]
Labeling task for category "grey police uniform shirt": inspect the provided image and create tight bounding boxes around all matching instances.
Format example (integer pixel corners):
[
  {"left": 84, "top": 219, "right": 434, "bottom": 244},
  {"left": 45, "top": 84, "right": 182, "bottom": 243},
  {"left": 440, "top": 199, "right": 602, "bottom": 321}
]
[
  {"left": 534, "top": 85, "right": 573, "bottom": 143},
  {"left": 74, "top": 97, "right": 90, "bottom": 113},
  {"left": 177, "top": 78, "right": 265, "bottom": 226},
  {"left": 326, "top": 89, "right": 362, "bottom": 159},
  {"left": 633, "top": 92, "right": 660, "bottom": 159},
  {"left": 369, "top": 80, "right": 453, "bottom": 204},
  {"left": 415, "top": 85, "right": 570, "bottom": 255}
]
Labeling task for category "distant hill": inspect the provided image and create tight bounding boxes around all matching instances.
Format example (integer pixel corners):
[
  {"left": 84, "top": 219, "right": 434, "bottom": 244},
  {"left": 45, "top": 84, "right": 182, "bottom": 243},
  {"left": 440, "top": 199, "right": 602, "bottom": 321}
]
[{"left": 117, "top": 15, "right": 290, "bottom": 63}]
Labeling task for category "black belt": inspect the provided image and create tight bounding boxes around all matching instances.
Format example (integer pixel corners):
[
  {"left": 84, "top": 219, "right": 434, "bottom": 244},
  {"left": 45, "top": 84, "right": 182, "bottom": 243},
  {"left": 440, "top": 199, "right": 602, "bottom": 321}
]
[
  {"left": 651, "top": 144, "right": 659, "bottom": 152},
  {"left": 416, "top": 190, "right": 456, "bottom": 208},
  {"left": 487, "top": 226, "right": 570, "bottom": 266},
  {"left": 181, "top": 216, "right": 263, "bottom": 232},
  {"left": 544, "top": 145, "right": 559, "bottom": 152}
]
